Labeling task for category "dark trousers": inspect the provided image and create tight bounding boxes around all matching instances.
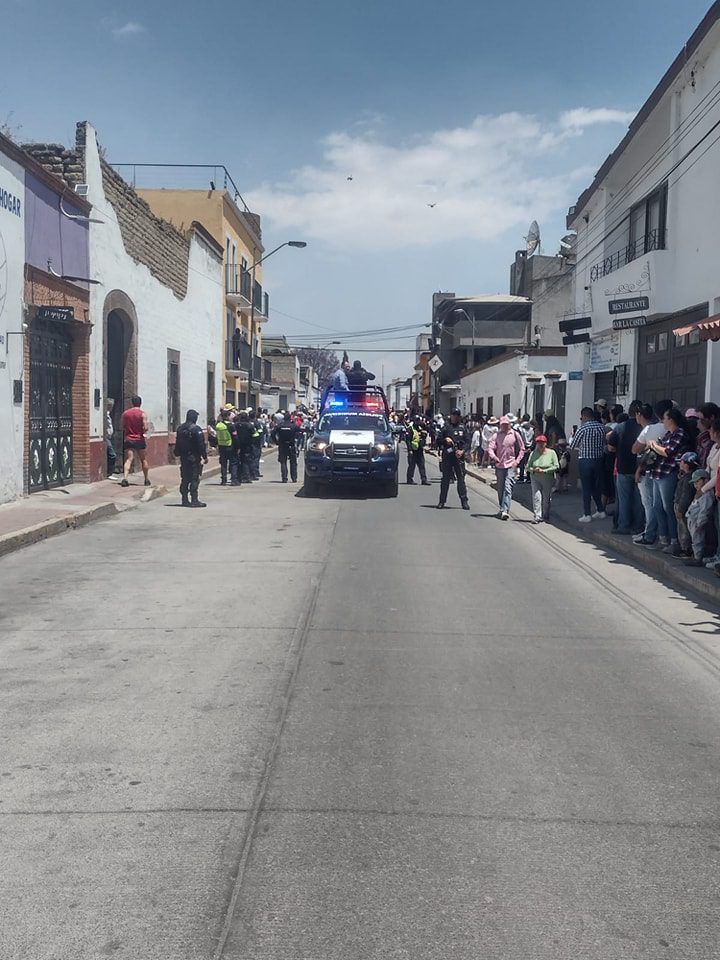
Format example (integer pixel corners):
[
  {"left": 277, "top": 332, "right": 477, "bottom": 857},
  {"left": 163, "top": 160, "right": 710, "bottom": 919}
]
[
  {"left": 180, "top": 456, "right": 201, "bottom": 503},
  {"left": 236, "top": 446, "right": 252, "bottom": 482},
  {"left": 439, "top": 456, "right": 468, "bottom": 505},
  {"left": 406, "top": 448, "right": 427, "bottom": 483},
  {"left": 578, "top": 457, "right": 604, "bottom": 516},
  {"left": 279, "top": 444, "right": 298, "bottom": 482},
  {"left": 219, "top": 446, "right": 238, "bottom": 484}
]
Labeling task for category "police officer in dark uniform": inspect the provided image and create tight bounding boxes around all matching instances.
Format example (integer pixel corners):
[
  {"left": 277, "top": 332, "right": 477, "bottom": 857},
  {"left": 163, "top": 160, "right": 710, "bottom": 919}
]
[
  {"left": 248, "top": 408, "right": 263, "bottom": 480},
  {"left": 174, "top": 409, "right": 208, "bottom": 507},
  {"left": 234, "top": 411, "right": 255, "bottom": 483},
  {"left": 406, "top": 416, "right": 431, "bottom": 485},
  {"left": 273, "top": 412, "right": 300, "bottom": 483},
  {"left": 437, "top": 408, "right": 470, "bottom": 510}
]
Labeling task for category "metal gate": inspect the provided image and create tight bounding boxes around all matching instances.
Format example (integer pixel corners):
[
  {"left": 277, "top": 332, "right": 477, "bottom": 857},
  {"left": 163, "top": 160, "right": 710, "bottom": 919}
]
[{"left": 28, "top": 326, "right": 73, "bottom": 490}]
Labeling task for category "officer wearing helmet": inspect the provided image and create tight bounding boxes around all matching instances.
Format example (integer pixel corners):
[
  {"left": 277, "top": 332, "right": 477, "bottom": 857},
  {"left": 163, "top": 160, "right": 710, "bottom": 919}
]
[{"left": 437, "top": 408, "right": 470, "bottom": 510}]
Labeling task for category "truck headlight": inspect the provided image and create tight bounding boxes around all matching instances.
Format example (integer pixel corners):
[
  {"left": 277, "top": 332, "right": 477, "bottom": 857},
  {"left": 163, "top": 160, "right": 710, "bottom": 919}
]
[{"left": 308, "top": 439, "right": 328, "bottom": 453}]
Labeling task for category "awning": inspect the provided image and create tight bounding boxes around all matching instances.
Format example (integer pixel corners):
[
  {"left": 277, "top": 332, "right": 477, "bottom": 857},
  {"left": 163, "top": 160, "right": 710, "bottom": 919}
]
[{"left": 673, "top": 313, "right": 720, "bottom": 341}]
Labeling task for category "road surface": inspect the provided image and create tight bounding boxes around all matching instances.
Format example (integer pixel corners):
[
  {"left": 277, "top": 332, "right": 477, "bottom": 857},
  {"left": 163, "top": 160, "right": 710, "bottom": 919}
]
[{"left": 1, "top": 454, "right": 720, "bottom": 959}]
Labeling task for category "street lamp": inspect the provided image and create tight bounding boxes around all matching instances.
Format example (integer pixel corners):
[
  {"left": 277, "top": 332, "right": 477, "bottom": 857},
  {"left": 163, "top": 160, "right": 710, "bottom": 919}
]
[{"left": 248, "top": 240, "right": 307, "bottom": 396}]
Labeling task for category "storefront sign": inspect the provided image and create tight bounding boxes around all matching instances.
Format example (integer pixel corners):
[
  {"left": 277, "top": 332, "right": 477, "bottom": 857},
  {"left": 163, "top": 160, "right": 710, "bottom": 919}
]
[
  {"left": 35, "top": 305, "right": 75, "bottom": 323},
  {"left": 608, "top": 296, "right": 650, "bottom": 315},
  {"left": 612, "top": 315, "right": 648, "bottom": 330},
  {"left": 568, "top": 371, "right": 584, "bottom": 381},
  {"left": 589, "top": 337, "right": 620, "bottom": 373}
]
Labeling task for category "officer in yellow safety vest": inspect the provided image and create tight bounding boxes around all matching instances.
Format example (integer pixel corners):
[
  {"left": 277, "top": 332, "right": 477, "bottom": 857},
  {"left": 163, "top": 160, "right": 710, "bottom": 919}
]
[
  {"left": 406, "top": 416, "right": 431, "bottom": 485},
  {"left": 216, "top": 410, "right": 239, "bottom": 485}
]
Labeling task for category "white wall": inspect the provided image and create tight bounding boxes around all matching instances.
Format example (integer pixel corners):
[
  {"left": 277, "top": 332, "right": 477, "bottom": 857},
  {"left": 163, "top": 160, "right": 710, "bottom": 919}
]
[
  {"left": 0, "top": 150, "right": 26, "bottom": 503},
  {"left": 460, "top": 352, "right": 570, "bottom": 417},
  {"left": 84, "top": 127, "right": 223, "bottom": 438},
  {"left": 571, "top": 19, "right": 720, "bottom": 401}
]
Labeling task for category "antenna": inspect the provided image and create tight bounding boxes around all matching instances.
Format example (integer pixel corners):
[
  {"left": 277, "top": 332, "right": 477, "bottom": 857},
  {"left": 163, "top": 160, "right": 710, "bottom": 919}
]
[{"left": 525, "top": 220, "right": 541, "bottom": 256}]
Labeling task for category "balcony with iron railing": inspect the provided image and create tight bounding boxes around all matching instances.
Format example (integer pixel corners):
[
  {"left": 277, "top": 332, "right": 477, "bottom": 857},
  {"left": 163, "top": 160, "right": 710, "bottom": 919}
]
[
  {"left": 226, "top": 264, "right": 253, "bottom": 302},
  {"left": 226, "top": 338, "right": 252, "bottom": 373},
  {"left": 251, "top": 355, "right": 262, "bottom": 383},
  {"left": 589, "top": 228, "right": 666, "bottom": 282}
]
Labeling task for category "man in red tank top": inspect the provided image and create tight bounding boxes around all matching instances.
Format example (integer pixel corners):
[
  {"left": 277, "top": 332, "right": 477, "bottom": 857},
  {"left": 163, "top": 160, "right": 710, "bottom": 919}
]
[{"left": 121, "top": 395, "right": 151, "bottom": 487}]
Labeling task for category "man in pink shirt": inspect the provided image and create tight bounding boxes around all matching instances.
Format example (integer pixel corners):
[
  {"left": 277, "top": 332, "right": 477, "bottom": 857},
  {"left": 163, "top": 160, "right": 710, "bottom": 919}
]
[{"left": 488, "top": 415, "right": 524, "bottom": 520}]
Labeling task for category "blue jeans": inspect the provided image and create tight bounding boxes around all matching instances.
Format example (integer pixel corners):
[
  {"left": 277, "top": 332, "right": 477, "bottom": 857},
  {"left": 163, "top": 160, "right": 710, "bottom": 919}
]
[
  {"left": 652, "top": 472, "right": 679, "bottom": 541},
  {"left": 578, "top": 457, "right": 604, "bottom": 516},
  {"left": 615, "top": 473, "right": 644, "bottom": 532},
  {"left": 495, "top": 466, "right": 516, "bottom": 514},
  {"left": 638, "top": 474, "right": 658, "bottom": 541}
]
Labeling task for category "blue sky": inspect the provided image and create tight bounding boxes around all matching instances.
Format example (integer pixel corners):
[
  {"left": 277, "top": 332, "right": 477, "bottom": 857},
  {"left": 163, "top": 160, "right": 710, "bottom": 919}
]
[{"left": 5, "top": 0, "right": 714, "bottom": 381}]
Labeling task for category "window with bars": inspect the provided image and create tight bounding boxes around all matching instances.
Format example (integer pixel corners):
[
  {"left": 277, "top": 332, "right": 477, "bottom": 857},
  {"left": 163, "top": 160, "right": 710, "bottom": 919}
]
[{"left": 167, "top": 349, "right": 181, "bottom": 433}]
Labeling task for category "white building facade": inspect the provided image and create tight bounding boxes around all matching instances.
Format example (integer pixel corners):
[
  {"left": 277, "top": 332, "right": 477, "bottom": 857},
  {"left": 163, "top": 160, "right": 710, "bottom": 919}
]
[
  {"left": 460, "top": 348, "right": 570, "bottom": 422},
  {"left": 566, "top": 4, "right": 720, "bottom": 417},
  {"left": 0, "top": 146, "right": 26, "bottom": 502},
  {"left": 81, "top": 125, "right": 224, "bottom": 474}
]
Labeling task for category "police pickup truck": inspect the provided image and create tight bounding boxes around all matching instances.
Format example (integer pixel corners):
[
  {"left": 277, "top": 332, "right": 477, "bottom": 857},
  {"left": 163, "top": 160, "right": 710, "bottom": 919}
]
[{"left": 303, "top": 387, "right": 400, "bottom": 496}]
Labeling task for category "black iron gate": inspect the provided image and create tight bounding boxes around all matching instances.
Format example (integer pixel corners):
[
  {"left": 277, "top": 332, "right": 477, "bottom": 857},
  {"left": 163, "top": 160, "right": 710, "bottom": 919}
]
[{"left": 28, "top": 326, "right": 73, "bottom": 491}]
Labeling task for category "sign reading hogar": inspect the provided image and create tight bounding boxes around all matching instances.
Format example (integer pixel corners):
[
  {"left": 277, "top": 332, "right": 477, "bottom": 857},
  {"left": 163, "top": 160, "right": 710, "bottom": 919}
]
[{"left": 0, "top": 150, "right": 25, "bottom": 328}]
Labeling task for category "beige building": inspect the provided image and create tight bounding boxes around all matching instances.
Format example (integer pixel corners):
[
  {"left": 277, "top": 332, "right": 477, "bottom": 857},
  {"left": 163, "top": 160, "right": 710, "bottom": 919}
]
[{"left": 139, "top": 187, "right": 270, "bottom": 410}]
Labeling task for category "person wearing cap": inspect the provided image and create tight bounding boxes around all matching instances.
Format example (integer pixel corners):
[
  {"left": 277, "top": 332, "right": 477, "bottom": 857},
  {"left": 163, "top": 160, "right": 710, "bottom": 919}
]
[
  {"left": 481, "top": 416, "right": 499, "bottom": 468},
  {"left": 216, "top": 409, "right": 239, "bottom": 486},
  {"left": 487, "top": 415, "right": 524, "bottom": 520},
  {"left": 683, "top": 468, "right": 715, "bottom": 566},
  {"left": 436, "top": 408, "right": 470, "bottom": 510},
  {"left": 673, "top": 451, "right": 700, "bottom": 556},
  {"left": 526, "top": 435, "right": 559, "bottom": 523}
]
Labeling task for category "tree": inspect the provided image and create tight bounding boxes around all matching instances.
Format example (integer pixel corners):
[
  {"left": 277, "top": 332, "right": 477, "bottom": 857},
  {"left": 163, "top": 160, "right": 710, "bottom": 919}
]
[
  {"left": 295, "top": 347, "right": 340, "bottom": 388},
  {"left": 0, "top": 110, "right": 21, "bottom": 142}
]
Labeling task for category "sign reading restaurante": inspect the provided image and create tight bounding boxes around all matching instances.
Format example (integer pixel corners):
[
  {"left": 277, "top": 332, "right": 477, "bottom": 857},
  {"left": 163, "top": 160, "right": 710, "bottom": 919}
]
[{"left": 608, "top": 296, "right": 650, "bottom": 315}]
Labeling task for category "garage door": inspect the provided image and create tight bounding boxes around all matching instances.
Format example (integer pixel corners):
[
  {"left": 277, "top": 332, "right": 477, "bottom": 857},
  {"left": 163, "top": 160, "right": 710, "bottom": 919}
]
[{"left": 636, "top": 307, "right": 707, "bottom": 410}]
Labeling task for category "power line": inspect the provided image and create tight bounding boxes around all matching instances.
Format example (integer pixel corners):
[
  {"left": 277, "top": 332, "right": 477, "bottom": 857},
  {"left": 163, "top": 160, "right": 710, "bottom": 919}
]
[{"left": 530, "top": 104, "right": 720, "bottom": 316}]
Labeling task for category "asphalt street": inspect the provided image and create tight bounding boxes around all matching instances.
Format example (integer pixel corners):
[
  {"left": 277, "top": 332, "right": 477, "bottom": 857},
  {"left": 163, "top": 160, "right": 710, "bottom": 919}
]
[{"left": 2, "top": 452, "right": 720, "bottom": 959}]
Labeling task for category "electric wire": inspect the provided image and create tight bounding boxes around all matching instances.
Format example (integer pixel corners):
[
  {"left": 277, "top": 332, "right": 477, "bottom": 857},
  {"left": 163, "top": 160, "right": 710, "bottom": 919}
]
[{"left": 526, "top": 89, "right": 720, "bottom": 316}]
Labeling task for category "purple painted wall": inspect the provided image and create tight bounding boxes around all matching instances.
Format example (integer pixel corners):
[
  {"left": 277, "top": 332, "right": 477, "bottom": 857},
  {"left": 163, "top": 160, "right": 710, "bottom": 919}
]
[{"left": 25, "top": 172, "right": 89, "bottom": 280}]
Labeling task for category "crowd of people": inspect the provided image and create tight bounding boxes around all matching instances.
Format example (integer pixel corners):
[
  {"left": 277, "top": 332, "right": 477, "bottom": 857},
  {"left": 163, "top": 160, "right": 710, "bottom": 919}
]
[{"left": 392, "top": 399, "right": 720, "bottom": 574}]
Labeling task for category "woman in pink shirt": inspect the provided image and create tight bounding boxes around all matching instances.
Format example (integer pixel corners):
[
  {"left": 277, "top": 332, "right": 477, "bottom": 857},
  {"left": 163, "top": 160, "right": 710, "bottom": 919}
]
[{"left": 488, "top": 416, "right": 525, "bottom": 520}]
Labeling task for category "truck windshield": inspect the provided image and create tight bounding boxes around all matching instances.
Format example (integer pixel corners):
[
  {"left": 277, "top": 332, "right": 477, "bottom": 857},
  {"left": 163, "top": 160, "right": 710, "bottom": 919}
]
[{"left": 318, "top": 414, "right": 389, "bottom": 432}]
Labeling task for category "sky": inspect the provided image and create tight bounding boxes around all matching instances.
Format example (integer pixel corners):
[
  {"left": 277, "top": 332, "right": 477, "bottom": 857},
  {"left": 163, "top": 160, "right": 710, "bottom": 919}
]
[{"left": 4, "top": 0, "right": 715, "bottom": 384}]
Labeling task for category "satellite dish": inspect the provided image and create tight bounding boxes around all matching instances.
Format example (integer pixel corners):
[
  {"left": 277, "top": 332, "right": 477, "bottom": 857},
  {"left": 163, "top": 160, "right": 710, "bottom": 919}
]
[{"left": 526, "top": 221, "right": 541, "bottom": 256}]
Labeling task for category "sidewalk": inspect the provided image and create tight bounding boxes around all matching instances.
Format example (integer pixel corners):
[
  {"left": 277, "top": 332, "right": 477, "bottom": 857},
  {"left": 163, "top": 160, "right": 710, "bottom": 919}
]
[
  {"left": 0, "top": 461, "right": 220, "bottom": 558},
  {"left": 464, "top": 460, "right": 720, "bottom": 605}
]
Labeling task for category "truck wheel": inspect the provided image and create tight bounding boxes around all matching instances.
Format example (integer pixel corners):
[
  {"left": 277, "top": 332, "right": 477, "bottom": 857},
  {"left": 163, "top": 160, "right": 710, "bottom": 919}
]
[{"left": 385, "top": 474, "right": 399, "bottom": 498}]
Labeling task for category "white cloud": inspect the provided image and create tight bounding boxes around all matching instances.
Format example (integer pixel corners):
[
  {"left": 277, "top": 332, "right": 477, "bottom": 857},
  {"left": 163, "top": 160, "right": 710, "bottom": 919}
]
[
  {"left": 248, "top": 110, "right": 620, "bottom": 253},
  {"left": 112, "top": 20, "right": 146, "bottom": 39},
  {"left": 559, "top": 107, "right": 636, "bottom": 130}
]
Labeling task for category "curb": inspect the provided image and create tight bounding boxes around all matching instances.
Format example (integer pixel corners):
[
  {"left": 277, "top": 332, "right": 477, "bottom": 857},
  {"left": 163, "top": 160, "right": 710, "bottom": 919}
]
[
  {"left": 0, "top": 502, "right": 120, "bottom": 558},
  {"left": 0, "top": 464, "right": 222, "bottom": 559},
  {"left": 456, "top": 456, "right": 720, "bottom": 606}
]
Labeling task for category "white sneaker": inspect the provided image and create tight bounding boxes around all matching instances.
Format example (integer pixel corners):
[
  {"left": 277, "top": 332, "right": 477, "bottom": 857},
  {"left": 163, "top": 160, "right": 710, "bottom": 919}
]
[
  {"left": 578, "top": 515, "right": 592, "bottom": 523},
  {"left": 591, "top": 511, "right": 607, "bottom": 520}
]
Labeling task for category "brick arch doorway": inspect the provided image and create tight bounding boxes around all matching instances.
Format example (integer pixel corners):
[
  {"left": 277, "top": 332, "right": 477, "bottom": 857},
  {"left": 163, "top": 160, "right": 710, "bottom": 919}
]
[{"left": 103, "top": 291, "right": 138, "bottom": 460}]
